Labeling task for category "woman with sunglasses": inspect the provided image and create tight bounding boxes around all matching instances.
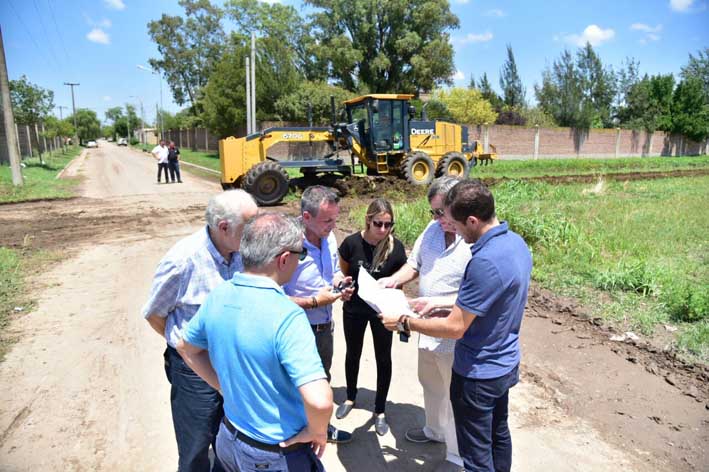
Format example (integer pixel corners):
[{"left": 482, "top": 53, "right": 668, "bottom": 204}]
[{"left": 336, "top": 198, "right": 407, "bottom": 436}]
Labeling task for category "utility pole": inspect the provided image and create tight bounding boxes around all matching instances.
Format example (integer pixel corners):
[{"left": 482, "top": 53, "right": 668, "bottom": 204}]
[
  {"left": 57, "top": 105, "right": 68, "bottom": 120},
  {"left": 251, "top": 31, "right": 257, "bottom": 133},
  {"left": 64, "top": 82, "right": 79, "bottom": 143},
  {"left": 0, "top": 26, "right": 23, "bottom": 185},
  {"left": 245, "top": 56, "right": 251, "bottom": 135}
]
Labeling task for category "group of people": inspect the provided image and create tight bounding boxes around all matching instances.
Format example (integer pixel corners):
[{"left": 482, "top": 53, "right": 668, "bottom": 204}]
[
  {"left": 143, "top": 177, "right": 532, "bottom": 472},
  {"left": 151, "top": 139, "right": 182, "bottom": 184}
]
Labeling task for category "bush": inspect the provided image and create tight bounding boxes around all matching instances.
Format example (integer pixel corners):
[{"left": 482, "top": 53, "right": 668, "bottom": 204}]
[
  {"left": 129, "top": 138, "right": 140, "bottom": 145},
  {"left": 496, "top": 109, "right": 527, "bottom": 126},
  {"left": 663, "top": 281, "right": 709, "bottom": 323}
]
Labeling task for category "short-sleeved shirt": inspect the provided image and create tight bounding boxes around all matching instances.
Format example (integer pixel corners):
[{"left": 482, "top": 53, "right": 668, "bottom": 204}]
[
  {"left": 168, "top": 147, "right": 180, "bottom": 162},
  {"left": 284, "top": 232, "right": 341, "bottom": 325},
  {"left": 141, "top": 227, "right": 242, "bottom": 348},
  {"left": 183, "top": 273, "right": 326, "bottom": 444},
  {"left": 151, "top": 145, "right": 169, "bottom": 163},
  {"left": 454, "top": 222, "right": 532, "bottom": 380},
  {"left": 407, "top": 220, "right": 472, "bottom": 353},
  {"left": 339, "top": 231, "right": 407, "bottom": 317}
]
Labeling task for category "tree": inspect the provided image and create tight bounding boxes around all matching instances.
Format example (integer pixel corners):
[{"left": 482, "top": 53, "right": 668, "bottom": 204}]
[
  {"left": 499, "top": 44, "right": 525, "bottom": 108},
  {"left": 614, "top": 57, "right": 640, "bottom": 120},
  {"left": 9, "top": 75, "right": 54, "bottom": 125},
  {"left": 148, "top": 0, "right": 226, "bottom": 113},
  {"left": 274, "top": 81, "right": 354, "bottom": 123},
  {"left": 672, "top": 76, "right": 709, "bottom": 142},
  {"left": 306, "top": 0, "right": 459, "bottom": 93},
  {"left": 621, "top": 74, "right": 674, "bottom": 132},
  {"left": 478, "top": 73, "right": 502, "bottom": 110},
  {"left": 67, "top": 109, "right": 100, "bottom": 143},
  {"left": 432, "top": 88, "right": 497, "bottom": 125},
  {"left": 42, "top": 116, "right": 74, "bottom": 147},
  {"left": 681, "top": 48, "right": 709, "bottom": 102},
  {"left": 105, "top": 107, "right": 124, "bottom": 139},
  {"left": 535, "top": 44, "right": 616, "bottom": 128},
  {"left": 202, "top": 35, "right": 302, "bottom": 136},
  {"left": 520, "top": 107, "right": 557, "bottom": 127}
]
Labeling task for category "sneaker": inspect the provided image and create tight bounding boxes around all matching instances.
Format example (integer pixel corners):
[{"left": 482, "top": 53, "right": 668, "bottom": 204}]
[
  {"left": 373, "top": 413, "right": 389, "bottom": 436},
  {"left": 327, "top": 424, "right": 352, "bottom": 444},
  {"left": 335, "top": 401, "right": 354, "bottom": 419},
  {"left": 405, "top": 427, "right": 441, "bottom": 444}
]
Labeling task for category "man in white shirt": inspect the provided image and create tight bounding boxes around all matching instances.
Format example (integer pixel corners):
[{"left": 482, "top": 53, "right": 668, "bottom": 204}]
[{"left": 152, "top": 140, "right": 170, "bottom": 183}]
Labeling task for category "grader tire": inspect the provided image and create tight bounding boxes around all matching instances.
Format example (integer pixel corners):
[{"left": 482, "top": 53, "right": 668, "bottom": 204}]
[
  {"left": 436, "top": 152, "right": 470, "bottom": 178},
  {"left": 242, "top": 161, "right": 289, "bottom": 206},
  {"left": 401, "top": 152, "right": 435, "bottom": 186}
]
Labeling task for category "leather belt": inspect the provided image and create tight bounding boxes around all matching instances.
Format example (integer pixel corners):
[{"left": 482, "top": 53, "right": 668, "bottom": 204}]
[
  {"left": 311, "top": 321, "right": 332, "bottom": 333},
  {"left": 222, "top": 418, "right": 306, "bottom": 453}
]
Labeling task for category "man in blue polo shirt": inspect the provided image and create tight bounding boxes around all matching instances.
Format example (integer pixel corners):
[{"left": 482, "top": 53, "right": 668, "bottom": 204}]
[
  {"left": 177, "top": 213, "right": 333, "bottom": 472},
  {"left": 380, "top": 180, "right": 532, "bottom": 472}
]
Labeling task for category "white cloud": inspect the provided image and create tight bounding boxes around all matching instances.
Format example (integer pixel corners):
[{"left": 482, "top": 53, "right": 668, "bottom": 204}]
[
  {"left": 670, "top": 0, "right": 693, "bottom": 11},
  {"left": 103, "top": 96, "right": 112, "bottom": 102},
  {"left": 458, "top": 32, "right": 494, "bottom": 44},
  {"left": 563, "top": 24, "right": 615, "bottom": 47},
  {"left": 630, "top": 23, "right": 662, "bottom": 33},
  {"left": 104, "top": 0, "right": 126, "bottom": 10},
  {"left": 485, "top": 9, "right": 506, "bottom": 17},
  {"left": 87, "top": 28, "right": 110, "bottom": 45},
  {"left": 99, "top": 18, "right": 112, "bottom": 28},
  {"left": 452, "top": 70, "right": 465, "bottom": 81}
]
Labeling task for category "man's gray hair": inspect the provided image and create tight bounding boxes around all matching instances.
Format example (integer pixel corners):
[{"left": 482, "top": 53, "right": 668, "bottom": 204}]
[
  {"left": 240, "top": 213, "right": 304, "bottom": 269},
  {"left": 205, "top": 189, "right": 257, "bottom": 234},
  {"left": 427, "top": 176, "right": 463, "bottom": 202},
  {"left": 301, "top": 185, "right": 339, "bottom": 216}
]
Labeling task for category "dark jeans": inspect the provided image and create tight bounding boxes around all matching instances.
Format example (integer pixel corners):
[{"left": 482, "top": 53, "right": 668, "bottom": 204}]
[
  {"left": 450, "top": 364, "right": 519, "bottom": 472},
  {"left": 216, "top": 421, "right": 324, "bottom": 472},
  {"left": 312, "top": 323, "right": 334, "bottom": 382},
  {"left": 157, "top": 163, "right": 169, "bottom": 182},
  {"left": 169, "top": 160, "right": 182, "bottom": 182},
  {"left": 164, "top": 346, "right": 225, "bottom": 472},
  {"left": 343, "top": 311, "right": 393, "bottom": 414}
]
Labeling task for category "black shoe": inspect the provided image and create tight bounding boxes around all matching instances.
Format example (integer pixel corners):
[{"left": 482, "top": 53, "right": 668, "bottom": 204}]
[
  {"left": 327, "top": 424, "right": 352, "bottom": 444},
  {"left": 178, "top": 180, "right": 183, "bottom": 183},
  {"left": 335, "top": 401, "right": 354, "bottom": 419}
]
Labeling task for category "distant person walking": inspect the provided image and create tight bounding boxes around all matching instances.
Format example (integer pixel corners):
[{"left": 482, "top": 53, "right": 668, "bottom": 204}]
[
  {"left": 335, "top": 198, "right": 407, "bottom": 436},
  {"left": 168, "top": 141, "right": 182, "bottom": 183},
  {"left": 142, "top": 190, "right": 258, "bottom": 472},
  {"left": 379, "top": 180, "right": 532, "bottom": 472},
  {"left": 152, "top": 140, "right": 169, "bottom": 183},
  {"left": 178, "top": 213, "right": 333, "bottom": 472},
  {"left": 379, "top": 176, "right": 471, "bottom": 471}
]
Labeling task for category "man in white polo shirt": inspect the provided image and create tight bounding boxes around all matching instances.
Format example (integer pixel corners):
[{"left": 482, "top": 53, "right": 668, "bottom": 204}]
[
  {"left": 152, "top": 140, "right": 169, "bottom": 183},
  {"left": 379, "top": 176, "right": 470, "bottom": 472}
]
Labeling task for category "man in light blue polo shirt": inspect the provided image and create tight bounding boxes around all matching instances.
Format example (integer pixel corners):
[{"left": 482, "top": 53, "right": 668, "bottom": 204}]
[
  {"left": 178, "top": 213, "right": 333, "bottom": 472},
  {"left": 284, "top": 185, "right": 354, "bottom": 444},
  {"left": 380, "top": 180, "right": 532, "bottom": 472}
]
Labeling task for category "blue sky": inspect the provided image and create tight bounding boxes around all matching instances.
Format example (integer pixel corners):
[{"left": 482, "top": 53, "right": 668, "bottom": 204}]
[{"left": 1, "top": 0, "right": 707, "bottom": 126}]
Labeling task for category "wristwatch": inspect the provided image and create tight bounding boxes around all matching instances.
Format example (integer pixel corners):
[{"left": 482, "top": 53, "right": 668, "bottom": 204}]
[{"left": 396, "top": 315, "right": 410, "bottom": 333}]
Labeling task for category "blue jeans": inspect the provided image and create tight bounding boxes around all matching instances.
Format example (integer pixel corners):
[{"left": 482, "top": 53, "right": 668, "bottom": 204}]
[
  {"left": 450, "top": 364, "right": 519, "bottom": 472},
  {"left": 164, "top": 346, "right": 225, "bottom": 472},
  {"left": 215, "top": 421, "right": 325, "bottom": 472},
  {"left": 169, "top": 160, "right": 182, "bottom": 182}
]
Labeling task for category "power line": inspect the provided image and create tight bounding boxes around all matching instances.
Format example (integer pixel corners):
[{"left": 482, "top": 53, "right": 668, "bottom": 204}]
[
  {"left": 31, "top": 0, "right": 63, "bottom": 72},
  {"left": 45, "top": 0, "right": 71, "bottom": 64},
  {"left": 6, "top": 0, "right": 58, "bottom": 71}
]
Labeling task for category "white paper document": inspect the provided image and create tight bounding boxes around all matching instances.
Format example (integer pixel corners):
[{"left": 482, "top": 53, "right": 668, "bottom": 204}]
[{"left": 357, "top": 268, "right": 416, "bottom": 316}]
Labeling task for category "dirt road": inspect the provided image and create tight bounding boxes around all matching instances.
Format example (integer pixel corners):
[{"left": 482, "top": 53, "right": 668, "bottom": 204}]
[{"left": 0, "top": 144, "right": 706, "bottom": 471}]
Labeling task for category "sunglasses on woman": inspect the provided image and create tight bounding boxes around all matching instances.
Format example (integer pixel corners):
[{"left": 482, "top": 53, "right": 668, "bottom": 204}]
[
  {"left": 429, "top": 208, "right": 445, "bottom": 218},
  {"left": 372, "top": 220, "right": 394, "bottom": 229}
]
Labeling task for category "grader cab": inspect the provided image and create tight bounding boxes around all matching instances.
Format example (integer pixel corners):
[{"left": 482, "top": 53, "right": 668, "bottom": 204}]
[{"left": 219, "top": 94, "right": 497, "bottom": 205}]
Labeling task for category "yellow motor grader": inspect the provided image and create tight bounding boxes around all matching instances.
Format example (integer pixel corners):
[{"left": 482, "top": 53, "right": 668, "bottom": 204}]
[{"left": 219, "top": 94, "right": 497, "bottom": 205}]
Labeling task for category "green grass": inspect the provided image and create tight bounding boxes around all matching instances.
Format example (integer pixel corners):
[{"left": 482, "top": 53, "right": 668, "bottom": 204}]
[
  {"left": 0, "top": 248, "right": 57, "bottom": 360},
  {"left": 0, "top": 146, "right": 83, "bottom": 203},
  {"left": 350, "top": 175, "right": 709, "bottom": 361},
  {"left": 471, "top": 155, "right": 709, "bottom": 179}
]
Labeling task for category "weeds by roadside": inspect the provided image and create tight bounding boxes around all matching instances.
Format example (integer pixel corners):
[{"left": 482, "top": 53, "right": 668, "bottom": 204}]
[
  {"left": 349, "top": 175, "right": 709, "bottom": 361},
  {"left": 0, "top": 146, "right": 82, "bottom": 203}
]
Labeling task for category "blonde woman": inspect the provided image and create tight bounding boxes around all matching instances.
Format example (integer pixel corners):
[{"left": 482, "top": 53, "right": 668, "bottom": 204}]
[{"left": 337, "top": 198, "right": 407, "bottom": 436}]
